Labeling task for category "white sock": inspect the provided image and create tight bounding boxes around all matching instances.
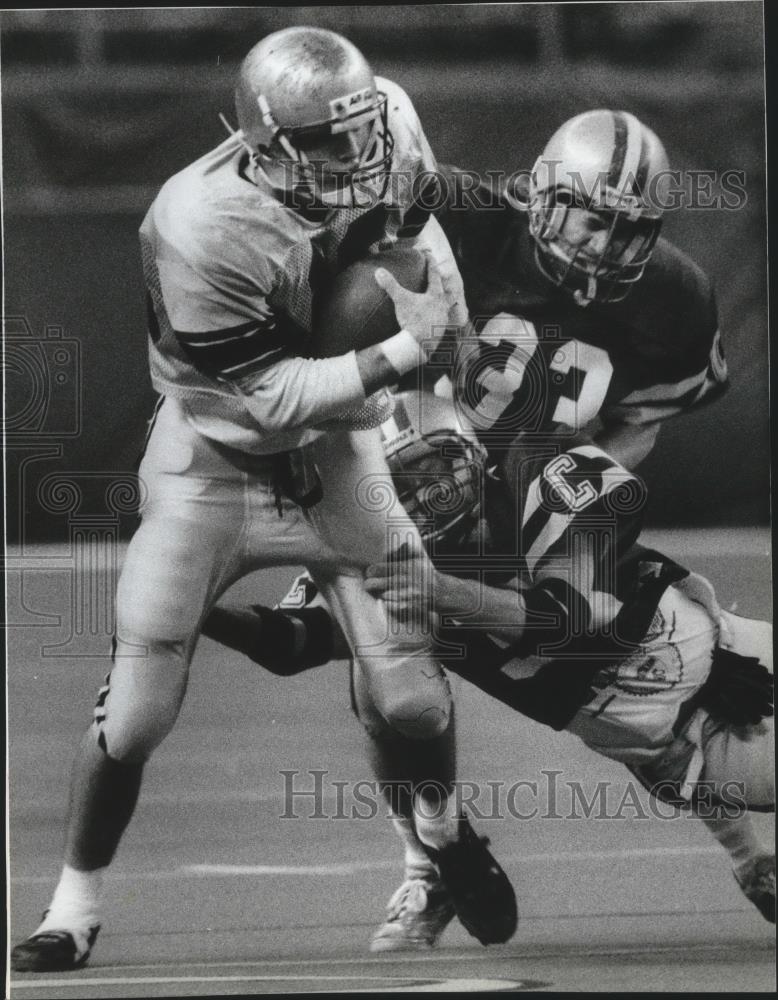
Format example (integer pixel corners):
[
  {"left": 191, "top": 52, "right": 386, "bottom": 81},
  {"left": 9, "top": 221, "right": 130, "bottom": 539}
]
[
  {"left": 390, "top": 813, "right": 436, "bottom": 880},
  {"left": 36, "top": 865, "right": 105, "bottom": 933},
  {"left": 413, "top": 789, "right": 460, "bottom": 850},
  {"left": 701, "top": 813, "right": 765, "bottom": 872}
]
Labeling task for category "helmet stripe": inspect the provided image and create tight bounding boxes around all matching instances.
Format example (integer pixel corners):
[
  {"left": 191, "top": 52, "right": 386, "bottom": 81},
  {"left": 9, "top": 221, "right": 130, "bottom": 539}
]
[
  {"left": 607, "top": 111, "right": 630, "bottom": 190},
  {"left": 619, "top": 112, "right": 645, "bottom": 196},
  {"left": 634, "top": 128, "right": 651, "bottom": 197}
]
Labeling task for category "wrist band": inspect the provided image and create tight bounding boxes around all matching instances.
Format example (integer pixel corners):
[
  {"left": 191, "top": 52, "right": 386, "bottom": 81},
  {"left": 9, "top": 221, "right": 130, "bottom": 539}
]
[{"left": 379, "top": 329, "right": 426, "bottom": 376}]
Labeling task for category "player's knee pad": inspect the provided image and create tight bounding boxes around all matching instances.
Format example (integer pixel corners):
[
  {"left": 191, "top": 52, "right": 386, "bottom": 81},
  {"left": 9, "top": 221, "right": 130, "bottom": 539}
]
[
  {"left": 94, "top": 638, "right": 189, "bottom": 763},
  {"left": 701, "top": 715, "right": 774, "bottom": 811},
  {"left": 358, "top": 653, "right": 452, "bottom": 740},
  {"left": 628, "top": 709, "right": 775, "bottom": 813},
  {"left": 379, "top": 688, "right": 452, "bottom": 741},
  {"left": 350, "top": 657, "right": 453, "bottom": 740}
]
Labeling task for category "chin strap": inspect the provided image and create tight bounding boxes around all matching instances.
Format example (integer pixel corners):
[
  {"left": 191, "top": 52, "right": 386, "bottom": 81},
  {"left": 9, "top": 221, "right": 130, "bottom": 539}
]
[{"left": 573, "top": 275, "right": 597, "bottom": 307}]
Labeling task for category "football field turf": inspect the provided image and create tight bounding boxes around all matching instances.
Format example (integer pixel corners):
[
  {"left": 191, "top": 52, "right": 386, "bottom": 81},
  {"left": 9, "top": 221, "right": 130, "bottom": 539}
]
[{"left": 7, "top": 529, "right": 774, "bottom": 995}]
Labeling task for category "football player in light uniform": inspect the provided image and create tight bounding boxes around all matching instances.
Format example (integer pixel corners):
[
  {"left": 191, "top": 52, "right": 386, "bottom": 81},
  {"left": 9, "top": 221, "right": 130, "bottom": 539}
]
[
  {"left": 199, "top": 111, "right": 751, "bottom": 950},
  {"left": 11, "top": 27, "right": 518, "bottom": 974}
]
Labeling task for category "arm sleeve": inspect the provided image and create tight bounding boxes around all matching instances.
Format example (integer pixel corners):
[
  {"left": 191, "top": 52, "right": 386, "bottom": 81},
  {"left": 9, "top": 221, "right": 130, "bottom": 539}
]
[
  {"left": 601, "top": 276, "right": 729, "bottom": 426},
  {"left": 601, "top": 335, "right": 729, "bottom": 425},
  {"left": 238, "top": 351, "right": 367, "bottom": 431},
  {"left": 155, "top": 239, "right": 369, "bottom": 431},
  {"left": 155, "top": 253, "right": 301, "bottom": 385}
]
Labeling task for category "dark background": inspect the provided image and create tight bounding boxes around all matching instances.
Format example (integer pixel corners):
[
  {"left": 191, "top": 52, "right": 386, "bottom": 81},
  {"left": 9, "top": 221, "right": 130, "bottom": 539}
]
[{"left": 3, "top": 3, "right": 769, "bottom": 541}]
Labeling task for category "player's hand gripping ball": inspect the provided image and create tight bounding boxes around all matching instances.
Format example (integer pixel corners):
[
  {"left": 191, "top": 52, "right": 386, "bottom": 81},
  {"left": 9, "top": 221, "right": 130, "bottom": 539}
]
[{"left": 313, "top": 246, "right": 428, "bottom": 357}]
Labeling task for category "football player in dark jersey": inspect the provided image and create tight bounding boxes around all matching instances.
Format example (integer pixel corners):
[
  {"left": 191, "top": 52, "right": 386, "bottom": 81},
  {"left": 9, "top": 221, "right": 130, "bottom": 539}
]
[
  {"left": 204, "top": 384, "right": 774, "bottom": 945},
  {"left": 202, "top": 109, "right": 738, "bottom": 950},
  {"left": 361, "top": 436, "right": 774, "bottom": 930},
  {"left": 436, "top": 109, "right": 726, "bottom": 474}
]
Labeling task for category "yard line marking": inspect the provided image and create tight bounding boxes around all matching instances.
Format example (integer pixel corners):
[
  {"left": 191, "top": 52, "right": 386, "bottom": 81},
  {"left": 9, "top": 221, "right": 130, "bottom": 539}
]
[
  {"left": 181, "top": 847, "right": 721, "bottom": 875},
  {"left": 183, "top": 861, "right": 398, "bottom": 876},
  {"left": 340, "top": 981, "right": 527, "bottom": 993},
  {"left": 10, "top": 974, "right": 524, "bottom": 991},
  {"left": 192, "top": 861, "right": 389, "bottom": 875},
  {"left": 13, "top": 789, "right": 282, "bottom": 812},
  {"left": 10, "top": 975, "right": 423, "bottom": 986},
  {"left": 11, "top": 846, "right": 722, "bottom": 884}
]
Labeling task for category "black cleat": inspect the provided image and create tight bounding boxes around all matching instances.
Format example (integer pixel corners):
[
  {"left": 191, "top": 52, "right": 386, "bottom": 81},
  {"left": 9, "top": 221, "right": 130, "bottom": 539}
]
[
  {"left": 11, "top": 925, "right": 100, "bottom": 973},
  {"left": 423, "top": 814, "right": 518, "bottom": 945}
]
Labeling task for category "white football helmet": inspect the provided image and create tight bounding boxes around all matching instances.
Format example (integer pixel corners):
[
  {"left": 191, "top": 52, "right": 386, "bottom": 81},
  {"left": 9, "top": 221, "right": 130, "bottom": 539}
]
[
  {"left": 381, "top": 379, "right": 488, "bottom": 552},
  {"left": 521, "top": 110, "right": 670, "bottom": 306},
  {"left": 233, "top": 27, "right": 394, "bottom": 208}
]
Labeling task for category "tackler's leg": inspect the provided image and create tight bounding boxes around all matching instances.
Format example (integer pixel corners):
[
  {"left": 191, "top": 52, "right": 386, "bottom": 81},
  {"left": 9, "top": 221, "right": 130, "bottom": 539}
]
[
  {"left": 702, "top": 813, "right": 775, "bottom": 923},
  {"left": 628, "top": 605, "right": 775, "bottom": 924},
  {"left": 696, "top": 712, "right": 775, "bottom": 922},
  {"left": 696, "top": 613, "right": 775, "bottom": 923},
  {"left": 690, "top": 714, "right": 775, "bottom": 923},
  {"left": 201, "top": 572, "right": 347, "bottom": 674}
]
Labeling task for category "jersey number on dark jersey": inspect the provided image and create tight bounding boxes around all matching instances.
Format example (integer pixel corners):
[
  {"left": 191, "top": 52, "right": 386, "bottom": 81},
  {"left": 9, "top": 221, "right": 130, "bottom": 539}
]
[{"left": 455, "top": 312, "right": 614, "bottom": 441}]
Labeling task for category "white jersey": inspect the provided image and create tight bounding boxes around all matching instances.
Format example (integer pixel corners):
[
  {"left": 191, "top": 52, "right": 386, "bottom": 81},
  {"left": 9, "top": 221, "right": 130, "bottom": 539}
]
[{"left": 139, "top": 77, "right": 439, "bottom": 454}]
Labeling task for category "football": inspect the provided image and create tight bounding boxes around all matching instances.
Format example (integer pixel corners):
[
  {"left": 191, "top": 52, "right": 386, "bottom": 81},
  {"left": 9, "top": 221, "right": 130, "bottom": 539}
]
[{"left": 313, "top": 246, "right": 428, "bottom": 357}]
